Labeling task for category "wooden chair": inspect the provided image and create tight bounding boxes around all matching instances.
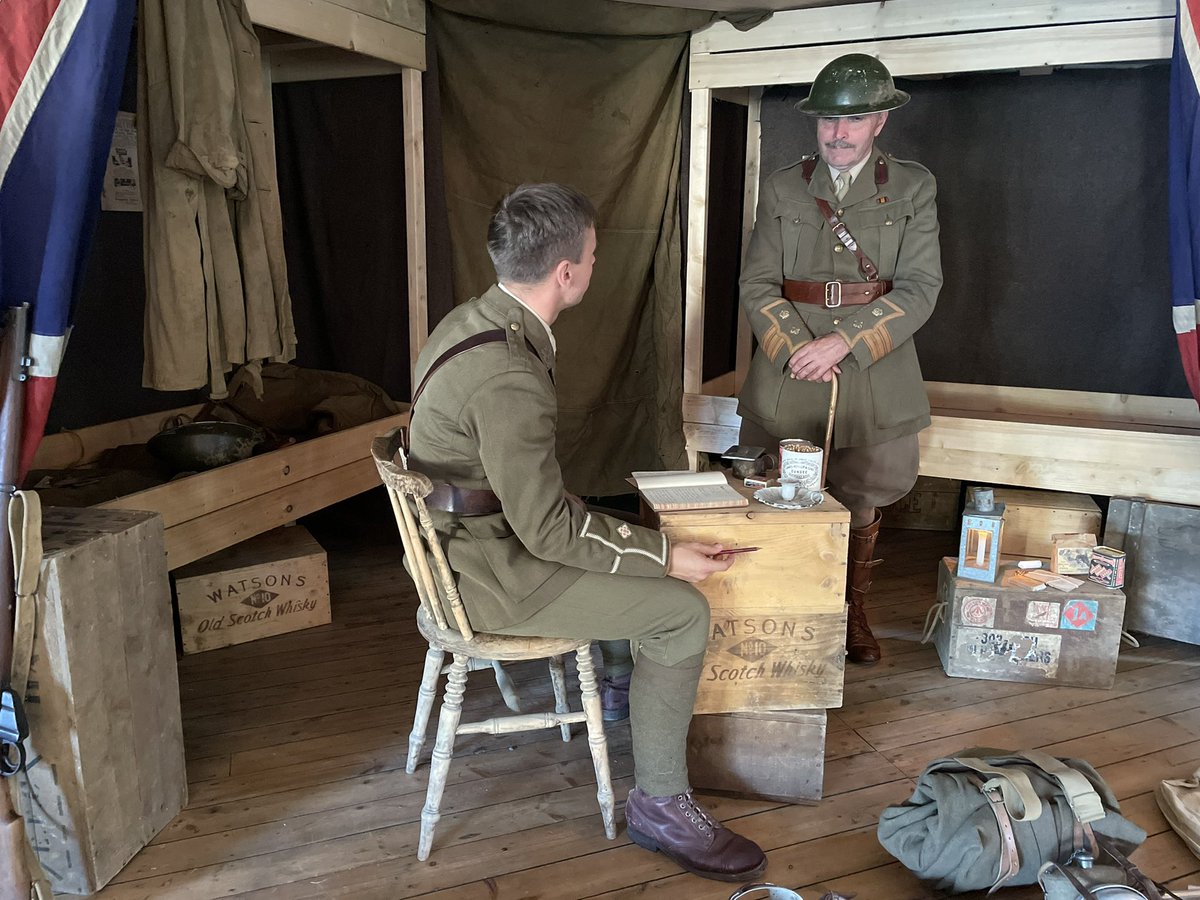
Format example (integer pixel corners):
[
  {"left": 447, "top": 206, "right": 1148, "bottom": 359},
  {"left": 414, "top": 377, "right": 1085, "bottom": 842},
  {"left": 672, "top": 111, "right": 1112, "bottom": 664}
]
[{"left": 371, "top": 427, "right": 616, "bottom": 860}]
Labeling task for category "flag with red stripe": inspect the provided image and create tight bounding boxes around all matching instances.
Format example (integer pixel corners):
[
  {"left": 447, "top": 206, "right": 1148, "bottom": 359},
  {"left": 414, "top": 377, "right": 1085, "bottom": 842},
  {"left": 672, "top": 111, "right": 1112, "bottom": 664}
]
[
  {"left": 1170, "top": 0, "right": 1200, "bottom": 404},
  {"left": 0, "top": 0, "right": 136, "bottom": 476}
]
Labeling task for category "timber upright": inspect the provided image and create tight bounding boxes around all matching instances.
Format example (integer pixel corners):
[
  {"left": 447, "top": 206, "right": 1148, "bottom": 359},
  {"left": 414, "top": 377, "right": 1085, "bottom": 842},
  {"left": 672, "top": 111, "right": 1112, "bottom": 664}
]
[{"left": 737, "top": 53, "right": 944, "bottom": 664}]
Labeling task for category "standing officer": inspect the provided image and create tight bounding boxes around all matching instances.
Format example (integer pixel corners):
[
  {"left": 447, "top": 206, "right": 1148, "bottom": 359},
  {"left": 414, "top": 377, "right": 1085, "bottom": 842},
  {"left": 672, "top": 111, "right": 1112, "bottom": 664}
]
[
  {"left": 737, "top": 54, "right": 943, "bottom": 665},
  {"left": 408, "top": 183, "right": 767, "bottom": 883}
]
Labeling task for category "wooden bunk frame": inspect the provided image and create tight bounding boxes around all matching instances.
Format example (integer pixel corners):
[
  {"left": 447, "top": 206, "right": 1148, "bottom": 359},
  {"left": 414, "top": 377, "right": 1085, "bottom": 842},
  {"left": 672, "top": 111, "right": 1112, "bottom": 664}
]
[
  {"left": 31, "top": 0, "right": 426, "bottom": 569},
  {"left": 682, "top": 0, "right": 1200, "bottom": 505}
]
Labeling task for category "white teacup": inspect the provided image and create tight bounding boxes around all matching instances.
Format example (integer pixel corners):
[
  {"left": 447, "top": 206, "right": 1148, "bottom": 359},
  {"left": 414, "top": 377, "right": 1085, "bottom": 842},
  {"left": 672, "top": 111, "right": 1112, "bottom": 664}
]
[{"left": 778, "top": 479, "right": 801, "bottom": 502}]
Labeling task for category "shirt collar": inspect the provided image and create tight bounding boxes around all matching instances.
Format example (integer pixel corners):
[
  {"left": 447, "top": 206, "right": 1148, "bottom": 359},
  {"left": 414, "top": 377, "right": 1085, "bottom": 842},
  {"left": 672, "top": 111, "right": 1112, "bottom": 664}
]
[
  {"left": 827, "top": 154, "right": 872, "bottom": 190},
  {"left": 498, "top": 283, "right": 556, "bottom": 355}
]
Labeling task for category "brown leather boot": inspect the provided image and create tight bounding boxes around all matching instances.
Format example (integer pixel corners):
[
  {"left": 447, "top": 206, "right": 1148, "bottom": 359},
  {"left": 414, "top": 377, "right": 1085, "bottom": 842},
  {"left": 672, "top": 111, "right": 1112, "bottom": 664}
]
[
  {"left": 846, "top": 510, "right": 883, "bottom": 665},
  {"left": 625, "top": 787, "right": 767, "bottom": 882}
]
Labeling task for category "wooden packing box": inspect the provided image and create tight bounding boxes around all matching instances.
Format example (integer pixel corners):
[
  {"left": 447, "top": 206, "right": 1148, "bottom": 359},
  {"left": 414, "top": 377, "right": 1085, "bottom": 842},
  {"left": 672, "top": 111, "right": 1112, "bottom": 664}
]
[
  {"left": 882, "top": 475, "right": 962, "bottom": 531},
  {"left": 986, "top": 488, "right": 1102, "bottom": 559},
  {"left": 931, "top": 557, "right": 1126, "bottom": 689},
  {"left": 19, "top": 507, "right": 186, "bottom": 894},
  {"left": 174, "top": 525, "right": 331, "bottom": 654},
  {"left": 687, "top": 709, "right": 826, "bottom": 803},
  {"left": 1104, "top": 497, "right": 1200, "bottom": 645},
  {"left": 645, "top": 478, "right": 850, "bottom": 714}
]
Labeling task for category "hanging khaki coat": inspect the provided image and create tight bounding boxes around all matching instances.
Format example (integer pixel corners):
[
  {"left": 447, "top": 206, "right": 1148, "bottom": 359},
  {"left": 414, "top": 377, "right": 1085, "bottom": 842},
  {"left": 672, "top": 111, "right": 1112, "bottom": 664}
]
[
  {"left": 738, "top": 147, "right": 943, "bottom": 448},
  {"left": 408, "top": 286, "right": 671, "bottom": 632}
]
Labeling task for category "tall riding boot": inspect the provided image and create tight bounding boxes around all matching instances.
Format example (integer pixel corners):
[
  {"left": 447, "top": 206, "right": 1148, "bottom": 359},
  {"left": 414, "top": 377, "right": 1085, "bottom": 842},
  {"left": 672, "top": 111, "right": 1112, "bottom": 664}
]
[{"left": 846, "top": 510, "right": 883, "bottom": 665}]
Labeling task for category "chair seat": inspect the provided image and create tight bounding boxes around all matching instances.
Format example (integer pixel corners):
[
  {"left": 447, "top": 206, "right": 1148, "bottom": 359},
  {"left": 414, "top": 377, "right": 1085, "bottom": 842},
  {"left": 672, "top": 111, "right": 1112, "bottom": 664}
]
[{"left": 416, "top": 605, "right": 589, "bottom": 661}]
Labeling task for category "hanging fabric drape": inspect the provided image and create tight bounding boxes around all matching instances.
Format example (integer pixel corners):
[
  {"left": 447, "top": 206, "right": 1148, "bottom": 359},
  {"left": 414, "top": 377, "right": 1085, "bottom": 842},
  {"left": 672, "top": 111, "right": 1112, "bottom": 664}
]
[{"left": 139, "top": 0, "right": 296, "bottom": 399}]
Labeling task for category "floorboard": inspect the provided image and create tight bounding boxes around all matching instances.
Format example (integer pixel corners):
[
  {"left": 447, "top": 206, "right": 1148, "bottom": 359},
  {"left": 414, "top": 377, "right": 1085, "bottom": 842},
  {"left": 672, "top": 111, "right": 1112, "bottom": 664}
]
[{"left": 93, "top": 493, "right": 1200, "bottom": 899}]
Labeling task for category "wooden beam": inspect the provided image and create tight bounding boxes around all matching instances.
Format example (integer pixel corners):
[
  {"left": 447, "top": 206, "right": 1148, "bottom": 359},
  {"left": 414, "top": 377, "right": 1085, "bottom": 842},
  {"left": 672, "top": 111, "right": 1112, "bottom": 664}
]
[
  {"left": 267, "top": 46, "right": 405, "bottom": 83},
  {"left": 925, "top": 382, "right": 1200, "bottom": 430},
  {"left": 690, "top": 19, "right": 1172, "bottom": 89},
  {"left": 684, "top": 86, "right": 713, "bottom": 395},
  {"left": 32, "top": 404, "right": 205, "bottom": 470},
  {"left": 402, "top": 67, "right": 428, "bottom": 392},
  {"left": 692, "top": 0, "right": 1173, "bottom": 54},
  {"left": 245, "top": 0, "right": 425, "bottom": 70},
  {"left": 321, "top": 0, "right": 425, "bottom": 35},
  {"left": 734, "top": 86, "right": 762, "bottom": 395}
]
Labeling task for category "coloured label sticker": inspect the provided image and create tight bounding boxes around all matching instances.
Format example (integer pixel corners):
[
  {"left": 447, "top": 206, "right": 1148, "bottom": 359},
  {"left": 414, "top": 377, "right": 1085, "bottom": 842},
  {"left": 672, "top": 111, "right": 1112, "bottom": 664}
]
[
  {"left": 1025, "top": 600, "right": 1061, "bottom": 629},
  {"left": 960, "top": 595, "right": 996, "bottom": 628},
  {"left": 954, "top": 627, "right": 1062, "bottom": 677},
  {"left": 1060, "top": 599, "right": 1099, "bottom": 631}
]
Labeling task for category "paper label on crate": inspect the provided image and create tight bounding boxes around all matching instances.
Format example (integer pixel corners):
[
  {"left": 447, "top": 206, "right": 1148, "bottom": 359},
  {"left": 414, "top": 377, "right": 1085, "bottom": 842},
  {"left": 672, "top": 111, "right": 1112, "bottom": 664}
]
[
  {"left": 960, "top": 596, "right": 996, "bottom": 628},
  {"left": 1060, "top": 599, "right": 1099, "bottom": 631},
  {"left": 955, "top": 627, "right": 1062, "bottom": 677},
  {"left": 1025, "top": 600, "right": 1061, "bottom": 629}
]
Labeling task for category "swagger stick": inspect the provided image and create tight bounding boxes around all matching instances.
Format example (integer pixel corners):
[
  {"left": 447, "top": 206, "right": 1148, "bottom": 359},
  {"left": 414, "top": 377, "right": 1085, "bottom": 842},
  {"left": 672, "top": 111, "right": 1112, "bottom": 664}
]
[{"left": 821, "top": 373, "right": 838, "bottom": 489}]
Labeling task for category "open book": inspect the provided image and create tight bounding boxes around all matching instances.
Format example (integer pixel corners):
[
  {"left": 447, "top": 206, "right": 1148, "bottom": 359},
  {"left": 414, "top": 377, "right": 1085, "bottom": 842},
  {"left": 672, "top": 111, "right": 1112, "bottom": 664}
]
[{"left": 632, "top": 470, "right": 748, "bottom": 512}]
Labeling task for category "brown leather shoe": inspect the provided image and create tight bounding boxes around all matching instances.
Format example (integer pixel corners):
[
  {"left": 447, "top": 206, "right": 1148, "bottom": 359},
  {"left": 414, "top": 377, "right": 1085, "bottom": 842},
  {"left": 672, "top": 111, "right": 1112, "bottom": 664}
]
[
  {"left": 625, "top": 787, "right": 767, "bottom": 882},
  {"left": 846, "top": 510, "right": 883, "bottom": 665}
]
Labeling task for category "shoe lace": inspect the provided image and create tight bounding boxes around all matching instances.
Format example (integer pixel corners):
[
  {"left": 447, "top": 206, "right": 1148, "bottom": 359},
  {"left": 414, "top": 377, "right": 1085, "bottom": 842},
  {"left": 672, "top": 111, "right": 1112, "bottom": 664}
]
[{"left": 675, "top": 790, "right": 718, "bottom": 834}]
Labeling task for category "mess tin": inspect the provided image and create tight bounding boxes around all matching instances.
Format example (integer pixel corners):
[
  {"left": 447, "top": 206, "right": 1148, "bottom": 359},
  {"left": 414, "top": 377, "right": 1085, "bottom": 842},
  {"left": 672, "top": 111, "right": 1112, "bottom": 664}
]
[{"left": 722, "top": 444, "right": 773, "bottom": 478}]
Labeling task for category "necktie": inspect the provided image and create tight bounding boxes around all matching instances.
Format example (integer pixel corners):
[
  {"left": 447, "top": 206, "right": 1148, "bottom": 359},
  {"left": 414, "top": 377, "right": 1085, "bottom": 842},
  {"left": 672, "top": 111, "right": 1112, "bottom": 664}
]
[{"left": 834, "top": 172, "right": 849, "bottom": 201}]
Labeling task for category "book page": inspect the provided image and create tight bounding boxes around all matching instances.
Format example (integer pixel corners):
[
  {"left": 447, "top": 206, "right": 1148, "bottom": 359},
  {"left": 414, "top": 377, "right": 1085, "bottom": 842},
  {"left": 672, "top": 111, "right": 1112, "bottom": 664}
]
[
  {"left": 636, "top": 477, "right": 747, "bottom": 512},
  {"left": 630, "top": 470, "right": 728, "bottom": 490}
]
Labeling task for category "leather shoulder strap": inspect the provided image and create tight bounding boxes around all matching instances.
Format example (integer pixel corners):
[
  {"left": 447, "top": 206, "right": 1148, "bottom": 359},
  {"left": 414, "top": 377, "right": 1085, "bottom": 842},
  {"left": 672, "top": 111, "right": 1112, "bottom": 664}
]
[
  {"left": 814, "top": 198, "right": 881, "bottom": 281},
  {"left": 411, "top": 330, "right": 541, "bottom": 410}
]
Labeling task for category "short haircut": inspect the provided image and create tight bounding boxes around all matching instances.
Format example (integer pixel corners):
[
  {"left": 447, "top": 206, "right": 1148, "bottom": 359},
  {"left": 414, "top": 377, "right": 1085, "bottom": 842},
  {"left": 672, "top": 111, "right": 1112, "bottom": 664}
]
[{"left": 487, "top": 183, "right": 596, "bottom": 284}]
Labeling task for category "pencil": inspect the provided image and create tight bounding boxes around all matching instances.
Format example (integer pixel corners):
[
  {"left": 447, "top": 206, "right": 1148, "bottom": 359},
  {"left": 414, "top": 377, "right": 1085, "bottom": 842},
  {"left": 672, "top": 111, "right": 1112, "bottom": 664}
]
[{"left": 718, "top": 546, "right": 760, "bottom": 555}]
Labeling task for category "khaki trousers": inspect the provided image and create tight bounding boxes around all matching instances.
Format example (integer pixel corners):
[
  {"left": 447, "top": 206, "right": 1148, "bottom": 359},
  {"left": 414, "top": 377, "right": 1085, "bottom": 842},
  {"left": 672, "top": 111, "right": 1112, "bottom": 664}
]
[
  {"left": 739, "top": 418, "right": 919, "bottom": 527},
  {"left": 493, "top": 572, "right": 710, "bottom": 796}
]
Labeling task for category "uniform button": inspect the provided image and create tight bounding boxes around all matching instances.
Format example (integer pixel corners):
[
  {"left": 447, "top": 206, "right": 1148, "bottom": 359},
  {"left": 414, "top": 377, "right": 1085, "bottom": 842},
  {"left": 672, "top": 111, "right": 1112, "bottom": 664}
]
[
  {"left": 836, "top": 208, "right": 844, "bottom": 216},
  {"left": 885, "top": 219, "right": 893, "bottom": 226},
  {"left": 793, "top": 217, "right": 801, "bottom": 224},
  {"left": 832, "top": 318, "right": 841, "bottom": 325},
  {"left": 833, "top": 244, "right": 844, "bottom": 253},
  {"left": 509, "top": 323, "right": 520, "bottom": 331}
]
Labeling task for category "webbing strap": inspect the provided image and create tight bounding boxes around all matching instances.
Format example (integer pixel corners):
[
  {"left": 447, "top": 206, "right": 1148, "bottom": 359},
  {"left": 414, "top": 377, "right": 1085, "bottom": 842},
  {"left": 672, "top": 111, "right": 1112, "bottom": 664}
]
[
  {"left": 954, "top": 757, "right": 1043, "bottom": 822},
  {"left": 1019, "top": 749, "right": 1106, "bottom": 824}
]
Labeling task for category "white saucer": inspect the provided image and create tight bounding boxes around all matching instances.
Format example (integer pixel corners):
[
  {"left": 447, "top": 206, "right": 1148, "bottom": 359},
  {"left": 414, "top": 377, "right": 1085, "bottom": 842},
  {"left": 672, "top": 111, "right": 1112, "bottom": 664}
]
[{"left": 753, "top": 487, "right": 824, "bottom": 510}]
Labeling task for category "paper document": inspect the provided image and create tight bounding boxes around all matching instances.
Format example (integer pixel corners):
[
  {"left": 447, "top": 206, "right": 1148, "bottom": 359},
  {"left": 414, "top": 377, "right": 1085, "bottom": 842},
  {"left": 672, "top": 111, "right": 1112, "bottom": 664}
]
[{"left": 631, "top": 470, "right": 748, "bottom": 512}]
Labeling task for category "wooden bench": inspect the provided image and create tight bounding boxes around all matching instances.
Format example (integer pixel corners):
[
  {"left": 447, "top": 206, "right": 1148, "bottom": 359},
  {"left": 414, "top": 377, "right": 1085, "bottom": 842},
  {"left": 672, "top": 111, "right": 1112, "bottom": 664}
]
[
  {"left": 33, "top": 406, "right": 409, "bottom": 570},
  {"left": 684, "top": 382, "right": 1200, "bottom": 507}
]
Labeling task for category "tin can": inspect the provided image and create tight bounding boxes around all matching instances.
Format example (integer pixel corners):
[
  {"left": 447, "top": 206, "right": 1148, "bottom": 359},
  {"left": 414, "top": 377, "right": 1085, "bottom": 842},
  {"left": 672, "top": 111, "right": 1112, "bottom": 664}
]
[
  {"left": 1089, "top": 546, "right": 1127, "bottom": 589},
  {"left": 778, "top": 438, "right": 823, "bottom": 490}
]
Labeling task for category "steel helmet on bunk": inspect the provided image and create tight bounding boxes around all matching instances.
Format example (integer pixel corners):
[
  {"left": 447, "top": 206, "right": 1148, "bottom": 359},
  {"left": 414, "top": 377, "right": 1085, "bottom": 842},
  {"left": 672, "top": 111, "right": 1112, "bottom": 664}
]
[{"left": 795, "top": 53, "right": 910, "bottom": 116}]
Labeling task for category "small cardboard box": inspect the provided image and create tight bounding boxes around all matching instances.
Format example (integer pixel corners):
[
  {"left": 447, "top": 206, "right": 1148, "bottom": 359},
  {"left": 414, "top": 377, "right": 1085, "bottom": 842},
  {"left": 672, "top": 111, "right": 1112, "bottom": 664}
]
[
  {"left": 687, "top": 709, "right": 826, "bottom": 802},
  {"left": 1051, "top": 532, "right": 1098, "bottom": 575},
  {"left": 646, "top": 478, "right": 850, "bottom": 714},
  {"left": 174, "top": 526, "right": 331, "bottom": 654},
  {"left": 882, "top": 476, "right": 962, "bottom": 531},
  {"left": 20, "top": 507, "right": 186, "bottom": 894},
  {"left": 930, "top": 557, "right": 1126, "bottom": 689},
  {"left": 985, "top": 488, "right": 1102, "bottom": 559}
]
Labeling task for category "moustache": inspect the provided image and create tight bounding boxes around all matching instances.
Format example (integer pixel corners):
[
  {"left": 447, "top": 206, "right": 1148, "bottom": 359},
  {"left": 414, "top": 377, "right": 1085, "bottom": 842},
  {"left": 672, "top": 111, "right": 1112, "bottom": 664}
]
[{"left": 825, "top": 140, "right": 854, "bottom": 149}]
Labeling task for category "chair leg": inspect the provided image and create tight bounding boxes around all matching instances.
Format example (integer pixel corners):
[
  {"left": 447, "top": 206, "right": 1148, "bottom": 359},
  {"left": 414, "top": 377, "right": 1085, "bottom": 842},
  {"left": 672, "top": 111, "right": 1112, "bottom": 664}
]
[
  {"left": 548, "top": 654, "right": 572, "bottom": 742},
  {"left": 408, "top": 647, "right": 444, "bottom": 774},
  {"left": 491, "top": 660, "right": 522, "bottom": 713},
  {"left": 575, "top": 646, "right": 616, "bottom": 840},
  {"left": 418, "top": 653, "right": 468, "bottom": 861}
]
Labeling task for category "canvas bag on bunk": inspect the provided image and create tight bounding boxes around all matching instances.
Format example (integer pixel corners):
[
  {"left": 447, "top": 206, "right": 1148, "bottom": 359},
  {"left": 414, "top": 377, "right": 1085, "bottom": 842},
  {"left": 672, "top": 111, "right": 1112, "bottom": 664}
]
[{"left": 877, "top": 748, "right": 1146, "bottom": 894}]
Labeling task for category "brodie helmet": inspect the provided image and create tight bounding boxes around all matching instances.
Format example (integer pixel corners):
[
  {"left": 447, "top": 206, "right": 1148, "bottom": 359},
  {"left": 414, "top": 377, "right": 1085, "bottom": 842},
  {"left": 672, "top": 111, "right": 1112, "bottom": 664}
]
[{"left": 795, "top": 53, "right": 910, "bottom": 117}]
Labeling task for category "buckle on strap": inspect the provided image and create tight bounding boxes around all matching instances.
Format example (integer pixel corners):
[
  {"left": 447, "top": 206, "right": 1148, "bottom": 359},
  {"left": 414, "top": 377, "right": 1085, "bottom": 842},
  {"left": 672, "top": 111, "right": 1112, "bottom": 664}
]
[{"left": 824, "top": 281, "right": 842, "bottom": 308}]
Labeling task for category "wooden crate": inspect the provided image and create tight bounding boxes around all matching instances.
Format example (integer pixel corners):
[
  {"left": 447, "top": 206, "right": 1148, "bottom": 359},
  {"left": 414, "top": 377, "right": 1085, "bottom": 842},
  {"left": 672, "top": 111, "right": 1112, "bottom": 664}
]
[
  {"left": 174, "top": 525, "right": 331, "bottom": 654},
  {"left": 646, "top": 479, "right": 850, "bottom": 714},
  {"left": 930, "top": 557, "right": 1126, "bottom": 689},
  {"left": 882, "top": 476, "right": 962, "bottom": 531},
  {"left": 1104, "top": 497, "right": 1200, "bottom": 645},
  {"left": 987, "top": 488, "right": 1102, "bottom": 559},
  {"left": 687, "top": 708, "right": 826, "bottom": 803},
  {"left": 18, "top": 507, "right": 186, "bottom": 894}
]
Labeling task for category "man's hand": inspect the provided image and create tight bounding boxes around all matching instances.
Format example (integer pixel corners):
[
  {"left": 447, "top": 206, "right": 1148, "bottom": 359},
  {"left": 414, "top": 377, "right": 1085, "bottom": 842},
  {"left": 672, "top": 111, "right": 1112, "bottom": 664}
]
[
  {"left": 788, "top": 332, "right": 850, "bottom": 382},
  {"left": 667, "top": 541, "right": 735, "bottom": 584}
]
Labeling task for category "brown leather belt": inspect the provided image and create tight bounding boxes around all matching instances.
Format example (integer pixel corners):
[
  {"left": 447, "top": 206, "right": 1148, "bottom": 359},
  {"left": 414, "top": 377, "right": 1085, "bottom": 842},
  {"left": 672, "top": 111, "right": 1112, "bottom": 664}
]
[
  {"left": 783, "top": 279, "right": 892, "bottom": 308},
  {"left": 426, "top": 482, "right": 503, "bottom": 516}
]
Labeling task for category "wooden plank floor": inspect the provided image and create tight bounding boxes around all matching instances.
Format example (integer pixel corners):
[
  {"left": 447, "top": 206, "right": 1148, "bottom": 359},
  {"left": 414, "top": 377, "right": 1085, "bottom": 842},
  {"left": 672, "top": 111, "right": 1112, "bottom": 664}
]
[{"left": 95, "top": 492, "right": 1200, "bottom": 899}]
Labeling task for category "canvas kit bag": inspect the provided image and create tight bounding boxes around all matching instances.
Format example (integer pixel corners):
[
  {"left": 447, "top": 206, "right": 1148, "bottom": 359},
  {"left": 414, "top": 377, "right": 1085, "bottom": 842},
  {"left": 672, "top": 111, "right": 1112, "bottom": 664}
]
[{"left": 877, "top": 748, "right": 1146, "bottom": 894}]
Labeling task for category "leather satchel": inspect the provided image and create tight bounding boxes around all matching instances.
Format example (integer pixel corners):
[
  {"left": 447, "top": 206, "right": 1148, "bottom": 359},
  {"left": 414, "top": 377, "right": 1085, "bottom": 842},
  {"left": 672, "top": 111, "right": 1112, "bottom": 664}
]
[{"left": 877, "top": 748, "right": 1146, "bottom": 894}]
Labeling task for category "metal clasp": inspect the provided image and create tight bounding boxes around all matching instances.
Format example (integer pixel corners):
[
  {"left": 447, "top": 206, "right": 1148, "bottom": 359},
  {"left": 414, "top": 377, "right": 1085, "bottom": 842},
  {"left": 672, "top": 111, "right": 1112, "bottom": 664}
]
[{"left": 824, "top": 281, "right": 842, "bottom": 308}]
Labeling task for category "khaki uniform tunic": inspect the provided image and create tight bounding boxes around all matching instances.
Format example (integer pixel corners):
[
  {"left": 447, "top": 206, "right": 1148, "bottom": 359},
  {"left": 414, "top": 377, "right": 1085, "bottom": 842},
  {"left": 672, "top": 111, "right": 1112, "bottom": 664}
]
[
  {"left": 738, "top": 147, "right": 943, "bottom": 449},
  {"left": 408, "top": 286, "right": 671, "bottom": 633}
]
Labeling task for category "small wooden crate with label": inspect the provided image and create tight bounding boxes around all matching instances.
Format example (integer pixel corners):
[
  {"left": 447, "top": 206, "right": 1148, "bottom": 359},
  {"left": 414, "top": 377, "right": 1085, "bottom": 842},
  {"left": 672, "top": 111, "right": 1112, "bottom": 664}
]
[
  {"left": 987, "top": 488, "right": 1101, "bottom": 559},
  {"left": 645, "top": 478, "right": 850, "bottom": 714},
  {"left": 930, "top": 557, "right": 1125, "bottom": 689},
  {"left": 174, "top": 526, "right": 331, "bottom": 653},
  {"left": 687, "top": 708, "right": 826, "bottom": 802},
  {"left": 882, "top": 476, "right": 962, "bottom": 531}
]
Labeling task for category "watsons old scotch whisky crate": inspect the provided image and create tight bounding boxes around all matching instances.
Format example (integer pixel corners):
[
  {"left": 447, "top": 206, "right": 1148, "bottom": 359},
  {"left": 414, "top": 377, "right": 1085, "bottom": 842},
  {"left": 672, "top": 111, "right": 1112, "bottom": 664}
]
[
  {"left": 646, "top": 480, "right": 850, "bottom": 714},
  {"left": 882, "top": 476, "right": 963, "bottom": 531},
  {"left": 930, "top": 557, "right": 1126, "bottom": 689},
  {"left": 174, "top": 525, "right": 331, "bottom": 653}
]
